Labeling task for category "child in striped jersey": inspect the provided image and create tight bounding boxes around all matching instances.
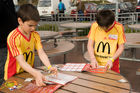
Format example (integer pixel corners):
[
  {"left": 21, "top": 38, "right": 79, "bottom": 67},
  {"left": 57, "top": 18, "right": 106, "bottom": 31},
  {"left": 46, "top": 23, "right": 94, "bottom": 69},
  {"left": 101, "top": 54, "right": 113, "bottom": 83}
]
[{"left": 4, "top": 4, "right": 57, "bottom": 86}]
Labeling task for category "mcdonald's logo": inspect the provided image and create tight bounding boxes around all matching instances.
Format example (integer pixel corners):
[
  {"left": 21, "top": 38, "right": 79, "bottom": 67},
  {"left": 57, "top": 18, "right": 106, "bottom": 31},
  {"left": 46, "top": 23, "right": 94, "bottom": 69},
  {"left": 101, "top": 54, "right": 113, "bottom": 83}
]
[
  {"left": 23, "top": 51, "right": 33, "bottom": 62},
  {"left": 97, "top": 41, "right": 110, "bottom": 54}
]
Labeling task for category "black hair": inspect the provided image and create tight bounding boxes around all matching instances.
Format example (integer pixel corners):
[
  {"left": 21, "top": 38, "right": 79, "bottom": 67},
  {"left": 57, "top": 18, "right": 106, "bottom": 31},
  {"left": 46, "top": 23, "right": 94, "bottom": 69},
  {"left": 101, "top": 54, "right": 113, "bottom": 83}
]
[
  {"left": 17, "top": 4, "right": 40, "bottom": 22},
  {"left": 96, "top": 10, "right": 115, "bottom": 28}
]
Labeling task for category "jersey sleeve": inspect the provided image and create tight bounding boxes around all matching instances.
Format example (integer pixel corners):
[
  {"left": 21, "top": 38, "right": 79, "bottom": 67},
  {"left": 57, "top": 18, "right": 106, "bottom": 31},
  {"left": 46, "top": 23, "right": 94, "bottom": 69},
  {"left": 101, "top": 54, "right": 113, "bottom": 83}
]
[
  {"left": 117, "top": 25, "right": 126, "bottom": 45},
  {"left": 33, "top": 32, "right": 43, "bottom": 50},
  {"left": 87, "top": 22, "right": 97, "bottom": 41},
  {"left": 7, "top": 34, "right": 22, "bottom": 57}
]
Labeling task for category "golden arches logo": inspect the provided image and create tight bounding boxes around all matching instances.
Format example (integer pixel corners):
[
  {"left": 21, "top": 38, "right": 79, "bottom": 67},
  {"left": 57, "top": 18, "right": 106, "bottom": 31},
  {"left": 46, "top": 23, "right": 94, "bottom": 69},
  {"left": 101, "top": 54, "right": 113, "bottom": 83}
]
[{"left": 97, "top": 41, "right": 110, "bottom": 54}]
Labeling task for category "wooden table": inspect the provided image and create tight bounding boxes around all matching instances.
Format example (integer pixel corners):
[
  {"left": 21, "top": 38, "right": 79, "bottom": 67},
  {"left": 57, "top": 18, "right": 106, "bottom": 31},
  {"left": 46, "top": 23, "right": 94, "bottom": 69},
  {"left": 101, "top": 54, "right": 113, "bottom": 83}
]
[
  {"left": 36, "top": 31, "right": 74, "bottom": 63},
  {"left": 125, "top": 33, "right": 140, "bottom": 48},
  {"left": 34, "top": 41, "right": 75, "bottom": 66},
  {"left": 0, "top": 65, "right": 131, "bottom": 93},
  {"left": 60, "top": 22, "right": 92, "bottom": 29},
  {"left": 37, "top": 31, "right": 59, "bottom": 40},
  {"left": 60, "top": 22, "right": 92, "bottom": 36},
  {"left": 45, "top": 41, "right": 75, "bottom": 58},
  {"left": 121, "top": 33, "right": 140, "bottom": 61},
  {"left": 128, "top": 24, "right": 140, "bottom": 31}
]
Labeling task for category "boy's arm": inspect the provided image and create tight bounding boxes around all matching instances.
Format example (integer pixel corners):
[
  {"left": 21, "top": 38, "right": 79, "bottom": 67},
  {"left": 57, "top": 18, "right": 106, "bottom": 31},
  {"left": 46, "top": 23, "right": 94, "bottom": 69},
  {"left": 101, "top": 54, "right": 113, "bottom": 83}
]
[
  {"left": 37, "top": 48, "right": 57, "bottom": 74},
  {"left": 16, "top": 55, "right": 46, "bottom": 86},
  {"left": 37, "top": 48, "right": 51, "bottom": 67},
  {"left": 112, "top": 43, "right": 124, "bottom": 60},
  {"left": 87, "top": 38, "right": 98, "bottom": 68},
  {"left": 106, "top": 44, "right": 124, "bottom": 69},
  {"left": 87, "top": 39, "right": 95, "bottom": 59}
]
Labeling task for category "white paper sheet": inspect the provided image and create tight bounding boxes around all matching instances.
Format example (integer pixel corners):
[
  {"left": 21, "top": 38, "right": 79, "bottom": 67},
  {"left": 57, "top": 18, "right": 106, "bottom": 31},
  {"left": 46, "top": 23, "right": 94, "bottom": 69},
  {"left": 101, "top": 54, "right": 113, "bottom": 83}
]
[{"left": 45, "top": 73, "right": 77, "bottom": 85}]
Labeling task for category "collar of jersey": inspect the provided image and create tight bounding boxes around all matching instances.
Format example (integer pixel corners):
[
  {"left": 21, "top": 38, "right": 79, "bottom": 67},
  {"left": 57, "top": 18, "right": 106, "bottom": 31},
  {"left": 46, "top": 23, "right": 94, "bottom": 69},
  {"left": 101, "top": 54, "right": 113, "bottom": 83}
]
[
  {"left": 104, "top": 21, "right": 116, "bottom": 32},
  {"left": 16, "top": 28, "right": 31, "bottom": 42}
]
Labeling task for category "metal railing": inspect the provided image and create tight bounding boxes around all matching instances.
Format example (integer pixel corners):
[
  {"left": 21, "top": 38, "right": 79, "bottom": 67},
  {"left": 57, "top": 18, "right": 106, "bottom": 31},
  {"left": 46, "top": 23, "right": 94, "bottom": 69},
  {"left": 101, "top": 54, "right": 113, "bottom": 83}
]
[{"left": 37, "top": 12, "right": 140, "bottom": 32}]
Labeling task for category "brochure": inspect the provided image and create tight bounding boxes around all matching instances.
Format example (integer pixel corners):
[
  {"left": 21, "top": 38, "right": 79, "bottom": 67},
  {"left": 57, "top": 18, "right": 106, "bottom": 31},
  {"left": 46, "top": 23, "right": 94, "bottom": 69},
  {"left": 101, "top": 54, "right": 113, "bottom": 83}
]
[
  {"left": 45, "top": 72, "right": 77, "bottom": 85},
  {"left": 20, "top": 81, "right": 62, "bottom": 93}
]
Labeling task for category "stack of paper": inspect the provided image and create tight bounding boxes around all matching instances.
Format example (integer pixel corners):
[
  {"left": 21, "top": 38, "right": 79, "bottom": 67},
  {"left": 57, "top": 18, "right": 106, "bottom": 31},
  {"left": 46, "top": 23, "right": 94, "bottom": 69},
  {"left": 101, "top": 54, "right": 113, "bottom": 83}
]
[{"left": 45, "top": 73, "right": 77, "bottom": 85}]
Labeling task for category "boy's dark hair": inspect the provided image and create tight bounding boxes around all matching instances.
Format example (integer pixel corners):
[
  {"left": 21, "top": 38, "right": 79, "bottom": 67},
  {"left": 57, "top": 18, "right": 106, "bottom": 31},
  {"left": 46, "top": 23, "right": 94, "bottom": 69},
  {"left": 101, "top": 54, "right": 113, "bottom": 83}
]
[
  {"left": 96, "top": 10, "right": 115, "bottom": 28},
  {"left": 17, "top": 4, "right": 40, "bottom": 22}
]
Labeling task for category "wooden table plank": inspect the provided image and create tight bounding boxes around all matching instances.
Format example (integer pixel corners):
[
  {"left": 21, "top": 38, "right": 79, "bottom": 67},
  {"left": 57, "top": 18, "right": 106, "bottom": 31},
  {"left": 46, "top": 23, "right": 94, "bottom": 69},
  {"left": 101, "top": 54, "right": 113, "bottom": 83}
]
[
  {"left": 55, "top": 89, "right": 74, "bottom": 93},
  {"left": 71, "top": 79, "right": 129, "bottom": 93},
  {"left": 61, "top": 71, "right": 129, "bottom": 90},
  {"left": 61, "top": 83, "right": 104, "bottom": 93},
  {"left": 15, "top": 72, "right": 32, "bottom": 79}
]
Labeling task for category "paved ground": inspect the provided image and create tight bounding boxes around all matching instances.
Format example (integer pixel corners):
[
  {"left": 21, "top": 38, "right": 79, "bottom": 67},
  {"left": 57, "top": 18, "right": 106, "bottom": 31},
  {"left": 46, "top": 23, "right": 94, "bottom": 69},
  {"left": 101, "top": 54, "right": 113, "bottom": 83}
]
[{"left": 49, "top": 41, "right": 140, "bottom": 92}]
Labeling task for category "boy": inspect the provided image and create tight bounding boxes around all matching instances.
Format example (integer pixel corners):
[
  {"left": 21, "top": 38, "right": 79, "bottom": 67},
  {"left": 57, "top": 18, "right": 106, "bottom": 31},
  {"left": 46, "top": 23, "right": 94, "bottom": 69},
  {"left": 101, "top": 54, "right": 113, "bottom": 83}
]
[
  {"left": 58, "top": 0, "right": 66, "bottom": 13},
  {"left": 58, "top": 0, "right": 66, "bottom": 20},
  {"left": 87, "top": 10, "right": 126, "bottom": 73},
  {"left": 4, "top": 4, "right": 57, "bottom": 86}
]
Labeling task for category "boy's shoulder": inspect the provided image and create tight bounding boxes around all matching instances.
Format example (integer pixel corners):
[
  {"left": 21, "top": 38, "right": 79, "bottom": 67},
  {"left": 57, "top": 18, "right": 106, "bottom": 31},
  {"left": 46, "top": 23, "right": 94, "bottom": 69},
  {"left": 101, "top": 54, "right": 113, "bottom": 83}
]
[
  {"left": 31, "top": 31, "right": 40, "bottom": 36},
  {"left": 7, "top": 28, "right": 19, "bottom": 39},
  {"left": 91, "top": 22, "right": 99, "bottom": 27},
  {"left": 31, "top": 31, "right": 41, "bottom": 38},
  {"left": 114, "top": 21, "right": 123, "bottom": 27},
  {"left": 114, "top": 21, "right": 124, "bottom": 30}
]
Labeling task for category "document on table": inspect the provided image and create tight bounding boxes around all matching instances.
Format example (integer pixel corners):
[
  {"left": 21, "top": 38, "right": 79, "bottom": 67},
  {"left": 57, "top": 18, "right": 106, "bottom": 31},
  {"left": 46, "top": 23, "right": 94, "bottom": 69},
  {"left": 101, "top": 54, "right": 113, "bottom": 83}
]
[
  {"left": 60, "top": 63, "right": 87, "bottom": 72},
  {"left": 45, "top": 73, "right": 77, "bottom": 85}
]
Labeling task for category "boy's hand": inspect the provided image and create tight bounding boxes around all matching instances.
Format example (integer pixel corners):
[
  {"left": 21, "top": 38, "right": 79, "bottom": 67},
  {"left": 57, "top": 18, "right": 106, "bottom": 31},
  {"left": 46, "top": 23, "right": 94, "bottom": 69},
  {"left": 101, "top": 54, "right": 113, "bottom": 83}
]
[
  {"left": 105, "top": 60, "right": 113, "bottom": 69},
  {"left": 90, "top": 58, "right": 98, "bottom": 69},
  {"left": 34, "top": 71, "right": 47, "bottom": 86},
  {"left": 49, "top": 67, "right": 57, "bottom": 75}
]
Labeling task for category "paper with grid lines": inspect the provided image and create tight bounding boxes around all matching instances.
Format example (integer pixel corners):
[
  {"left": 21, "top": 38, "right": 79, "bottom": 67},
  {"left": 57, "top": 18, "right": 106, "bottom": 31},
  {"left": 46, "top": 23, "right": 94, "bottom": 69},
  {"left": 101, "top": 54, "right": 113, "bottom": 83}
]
[{"left": 60, "top": 63, "right": 87, "bottom": 72}]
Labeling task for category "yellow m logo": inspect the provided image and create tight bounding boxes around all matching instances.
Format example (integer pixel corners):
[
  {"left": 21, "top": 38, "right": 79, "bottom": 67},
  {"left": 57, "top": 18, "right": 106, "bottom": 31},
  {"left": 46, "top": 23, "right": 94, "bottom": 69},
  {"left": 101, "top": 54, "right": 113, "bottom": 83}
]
[{"left": 97, "top": 41, "right": 110, "bottom": 54}]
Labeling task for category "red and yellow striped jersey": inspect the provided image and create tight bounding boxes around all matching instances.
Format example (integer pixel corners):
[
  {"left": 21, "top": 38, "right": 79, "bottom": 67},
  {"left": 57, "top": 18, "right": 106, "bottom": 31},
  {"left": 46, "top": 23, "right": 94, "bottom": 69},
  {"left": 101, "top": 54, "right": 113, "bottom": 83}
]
[
  {"left": 4, "top": 28, "right": 42, "bottom": 80},
  {"left": 88, "top": 21, "right": 126, "bottom": 73}
]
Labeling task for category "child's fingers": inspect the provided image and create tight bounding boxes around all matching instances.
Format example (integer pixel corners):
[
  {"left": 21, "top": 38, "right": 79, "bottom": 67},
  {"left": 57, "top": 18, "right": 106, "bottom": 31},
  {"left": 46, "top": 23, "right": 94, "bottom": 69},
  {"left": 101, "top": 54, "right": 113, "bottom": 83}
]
[
  {"left": 105, "top": 64, "right": 109, "bottom": 70},
  {"left": 96, "top": 63, "right": 99, "bottom": 68},
  {"left": 36, "top": 80, "right": 46, "bottom": 86},
  {"left": 49, "top": 68, "right": 58, "bottom": 77},
  {"left": 42, "top": 75, "right": 47, "bottom": 81}
]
